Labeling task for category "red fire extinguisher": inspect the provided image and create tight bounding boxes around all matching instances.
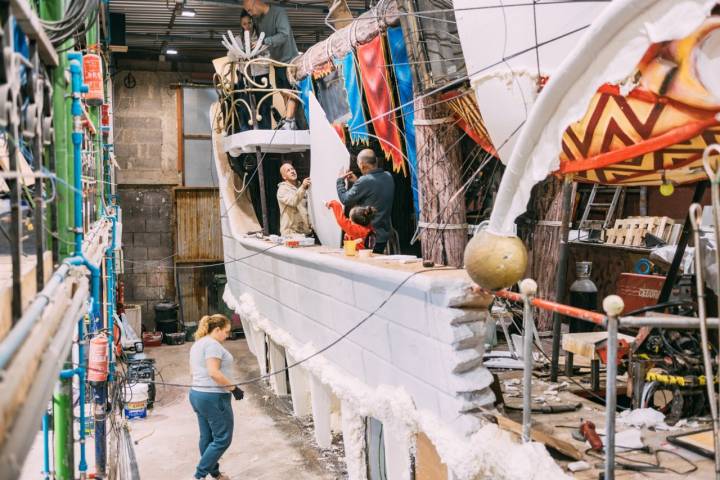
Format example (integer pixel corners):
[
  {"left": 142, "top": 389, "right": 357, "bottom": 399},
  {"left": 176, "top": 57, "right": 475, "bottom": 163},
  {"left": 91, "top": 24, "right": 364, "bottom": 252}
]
[
  {"left": 88, "top": 334, "right": 109, "bottom": 382},
  {"left": 83, "top": 49, "right": 104, "bottom": 106}
]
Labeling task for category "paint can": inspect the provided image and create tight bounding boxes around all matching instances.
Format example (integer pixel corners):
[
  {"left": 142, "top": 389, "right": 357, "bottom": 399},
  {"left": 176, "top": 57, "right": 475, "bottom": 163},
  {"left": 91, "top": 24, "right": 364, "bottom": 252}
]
[
  {"left": 343, "top": 239, "right": 358, "bottom": 256},
  {"left": 123, "top": 383, "right": 149, "bottom": 420}
]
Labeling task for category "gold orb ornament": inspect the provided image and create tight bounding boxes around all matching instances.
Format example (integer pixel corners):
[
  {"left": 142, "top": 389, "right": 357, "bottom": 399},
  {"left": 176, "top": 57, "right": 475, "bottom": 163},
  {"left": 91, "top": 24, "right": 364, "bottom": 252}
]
[
  {"left": 659, "top": 182, "right": 674, "bottom": 196},
  {"left": 463, "top": 230, "right": 528, "bottom": 290}
]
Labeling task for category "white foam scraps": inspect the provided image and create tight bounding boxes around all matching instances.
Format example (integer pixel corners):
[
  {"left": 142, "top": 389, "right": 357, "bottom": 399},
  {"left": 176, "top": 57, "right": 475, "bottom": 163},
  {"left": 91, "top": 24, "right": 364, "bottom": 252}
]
[
  {"left": 417, "top": 411, "right": 569, "bottom": 480},
  {"left": 340, "top": 401, "right": 368, "bottom": 480},
  {"left": 618, "top": 407, "right": 667, "bottom": 429},
  {"left": 226, "top": 288, "right": 565, "bottom": 480},
  {"left": 470, "top": 67, "right": 543, "bottom": 91}
]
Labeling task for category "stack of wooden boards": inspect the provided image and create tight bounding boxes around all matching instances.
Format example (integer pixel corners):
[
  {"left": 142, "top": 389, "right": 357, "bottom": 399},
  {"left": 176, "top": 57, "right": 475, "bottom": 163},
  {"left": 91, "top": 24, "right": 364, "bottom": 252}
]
[{"left": 604, "top": 216, "right": 681, "bottom": 247}]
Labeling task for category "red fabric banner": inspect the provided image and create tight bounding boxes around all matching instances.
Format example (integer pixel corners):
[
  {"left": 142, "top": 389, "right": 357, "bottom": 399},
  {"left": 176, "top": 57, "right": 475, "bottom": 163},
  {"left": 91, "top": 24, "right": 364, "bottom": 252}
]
[{"left": 356, "top": 35, "right": 406, "bottom": 174}]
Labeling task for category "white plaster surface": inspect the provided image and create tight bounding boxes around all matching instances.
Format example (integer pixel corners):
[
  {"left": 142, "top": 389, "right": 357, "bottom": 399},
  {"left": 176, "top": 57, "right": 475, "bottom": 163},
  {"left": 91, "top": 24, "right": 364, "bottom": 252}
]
[
  {"left": 222, "top": 129, "right": 310, "bottom": 155},
  {"left": 308, "top": 92, "right": 348, "bottom": 248}
]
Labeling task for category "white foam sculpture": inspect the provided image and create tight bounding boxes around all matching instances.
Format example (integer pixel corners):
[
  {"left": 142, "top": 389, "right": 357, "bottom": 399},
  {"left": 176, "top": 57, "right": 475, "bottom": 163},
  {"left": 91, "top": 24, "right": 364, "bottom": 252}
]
[{"left": 308, "top": 92, "right": 348, "bottom": 248}]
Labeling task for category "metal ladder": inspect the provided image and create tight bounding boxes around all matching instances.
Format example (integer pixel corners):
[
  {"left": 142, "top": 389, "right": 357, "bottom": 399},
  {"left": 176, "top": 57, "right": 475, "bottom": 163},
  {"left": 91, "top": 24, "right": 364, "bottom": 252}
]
[{"left": 579, "top": 185, "right": 624, "bottom": 231}]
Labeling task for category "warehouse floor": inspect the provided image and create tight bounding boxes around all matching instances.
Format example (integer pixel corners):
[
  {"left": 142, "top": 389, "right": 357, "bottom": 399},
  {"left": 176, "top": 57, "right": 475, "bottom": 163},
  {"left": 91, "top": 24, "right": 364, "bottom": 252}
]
[{"left": 20, "top": 340, "right": 341, "bottom": 479}]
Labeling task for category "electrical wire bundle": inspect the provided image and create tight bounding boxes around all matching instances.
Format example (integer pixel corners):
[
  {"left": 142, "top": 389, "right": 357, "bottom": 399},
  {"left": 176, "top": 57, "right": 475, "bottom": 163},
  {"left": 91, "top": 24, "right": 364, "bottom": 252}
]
[{"left": 39, "top": 0, "right": 99, "bottom": 47}]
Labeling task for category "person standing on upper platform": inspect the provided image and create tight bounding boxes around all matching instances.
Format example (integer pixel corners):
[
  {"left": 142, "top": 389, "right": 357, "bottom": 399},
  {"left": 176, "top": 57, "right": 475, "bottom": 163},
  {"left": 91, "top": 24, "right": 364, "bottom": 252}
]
[{"left": 243, "top": 0, "right": 300, "bottom": 130}]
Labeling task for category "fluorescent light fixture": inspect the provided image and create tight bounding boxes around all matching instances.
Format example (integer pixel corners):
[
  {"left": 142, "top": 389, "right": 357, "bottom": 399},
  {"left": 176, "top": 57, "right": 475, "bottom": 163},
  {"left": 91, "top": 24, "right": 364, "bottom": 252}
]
[
  {"left": 166, "top": 48, "right": 178, "bottom": 55},
  {"left": 181, "top": 7, "right": 196, "bottom": 17}
]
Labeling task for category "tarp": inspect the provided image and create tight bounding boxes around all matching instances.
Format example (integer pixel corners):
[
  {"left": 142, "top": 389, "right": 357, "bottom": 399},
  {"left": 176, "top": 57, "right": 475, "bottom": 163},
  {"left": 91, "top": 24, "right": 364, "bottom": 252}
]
[
  {"left": 387, "top": 26, "right": 419, "bottom": 214},
  {"left": 336, "top": 52, "right": 370, "bottom": 144},
  {"left": 356, "top": 35, "right": 406, "bottom": 174}
]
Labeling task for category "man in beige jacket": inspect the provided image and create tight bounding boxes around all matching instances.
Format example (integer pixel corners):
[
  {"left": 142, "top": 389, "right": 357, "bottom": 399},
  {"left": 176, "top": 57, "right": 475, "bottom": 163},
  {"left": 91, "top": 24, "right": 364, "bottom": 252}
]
[{"left": 277, "top": 163, "right": 312, "bottom": 236}]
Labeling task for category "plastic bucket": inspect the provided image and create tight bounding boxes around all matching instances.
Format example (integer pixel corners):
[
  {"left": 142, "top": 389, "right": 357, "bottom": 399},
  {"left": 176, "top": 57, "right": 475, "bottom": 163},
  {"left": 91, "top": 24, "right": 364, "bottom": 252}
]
[{"left": 124, "top": 383, "right": 149, "bottom": 420}]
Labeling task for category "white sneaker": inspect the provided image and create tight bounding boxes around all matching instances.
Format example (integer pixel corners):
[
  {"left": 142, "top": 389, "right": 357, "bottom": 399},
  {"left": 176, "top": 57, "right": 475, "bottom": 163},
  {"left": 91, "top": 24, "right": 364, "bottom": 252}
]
[{"left": 279, "top": 119, "right": 297, "bottom": 130}]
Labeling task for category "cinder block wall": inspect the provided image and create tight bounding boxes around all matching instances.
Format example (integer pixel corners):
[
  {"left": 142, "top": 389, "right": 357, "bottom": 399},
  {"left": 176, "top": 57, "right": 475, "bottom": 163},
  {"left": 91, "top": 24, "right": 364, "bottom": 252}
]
[
  {"left": 114, "top": 70, "right": 181, "bottom": 327},
  {"left": 118, "top": 186, "right": 175, "bottom": 326}
]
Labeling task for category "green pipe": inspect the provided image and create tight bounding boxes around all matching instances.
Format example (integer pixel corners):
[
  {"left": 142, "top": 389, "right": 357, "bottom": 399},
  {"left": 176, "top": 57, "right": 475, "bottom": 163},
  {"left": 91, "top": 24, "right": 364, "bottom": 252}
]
[
  {"left": 53, "top": 362, "right": 75, "bottom": 480},
  {"left": 41, "top": 0, "right": 74, "bottom": 259}
]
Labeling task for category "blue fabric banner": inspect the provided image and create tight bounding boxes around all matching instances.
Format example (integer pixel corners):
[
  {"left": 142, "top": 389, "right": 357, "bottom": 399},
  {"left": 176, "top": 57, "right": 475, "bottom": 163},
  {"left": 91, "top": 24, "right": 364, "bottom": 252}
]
[
  {"left": 387, "top": 26, "right": 419, "bottom": 215},
  {"left": 336, "top": 52, "right": 369, "bottom": 144},
  {"left": 297, "top": 75, "right": 313, "bottom": 126}
]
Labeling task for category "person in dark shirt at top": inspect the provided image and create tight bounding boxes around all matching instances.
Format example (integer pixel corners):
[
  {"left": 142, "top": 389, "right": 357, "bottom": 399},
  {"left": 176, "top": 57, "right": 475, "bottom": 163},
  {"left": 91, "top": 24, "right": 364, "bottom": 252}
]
[{"left": 243, "top": 0, "right": 300, "bottom": 130}]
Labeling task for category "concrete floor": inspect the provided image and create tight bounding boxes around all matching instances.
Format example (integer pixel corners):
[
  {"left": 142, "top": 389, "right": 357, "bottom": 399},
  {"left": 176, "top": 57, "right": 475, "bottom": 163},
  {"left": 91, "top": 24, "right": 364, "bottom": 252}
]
[{"left": 20, "top": 338, "right": 343, "bottom": 479}]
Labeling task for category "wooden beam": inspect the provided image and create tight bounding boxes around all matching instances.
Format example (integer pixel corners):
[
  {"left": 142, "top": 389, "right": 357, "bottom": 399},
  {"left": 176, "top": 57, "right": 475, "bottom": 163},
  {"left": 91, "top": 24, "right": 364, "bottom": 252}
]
[
  {"left": 10, "top": 0, "right": 58, "bottom": 67},
  {"left": 494, "top": 414, "right": 584, "bottom": 460}
]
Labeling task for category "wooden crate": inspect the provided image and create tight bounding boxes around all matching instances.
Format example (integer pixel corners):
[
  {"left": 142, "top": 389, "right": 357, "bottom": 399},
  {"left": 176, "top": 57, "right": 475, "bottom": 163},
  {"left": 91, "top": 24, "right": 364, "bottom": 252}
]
[{"left": 604, "top": 216, "right": 675, "bottom": 246}]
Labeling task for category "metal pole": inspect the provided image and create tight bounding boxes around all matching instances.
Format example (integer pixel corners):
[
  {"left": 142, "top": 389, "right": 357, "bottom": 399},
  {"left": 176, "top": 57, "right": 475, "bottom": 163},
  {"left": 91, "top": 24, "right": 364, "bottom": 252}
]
[
  {"left": 520, "top": 278, "right": 537, "bottom": 442},
  {"left": 551, "top": 176, "right": 574, "bottom": 381},
  {"left": 93, "top": 383, "right": 107, "bottom": 478},
  {"left": 603, "top": 295, "right": 623, "bottom": 480},
  {"left": 689, "top": 203, "right": 720, "bottom": 478},
  {"left": 53, "top": 362, "right": 74, "bottom": 480},
  {"left": 657, "top": 181, "right": 707, "bottom": 303},
  {"left": 248, "top": 89, "right": 270, "bottom": 235}
]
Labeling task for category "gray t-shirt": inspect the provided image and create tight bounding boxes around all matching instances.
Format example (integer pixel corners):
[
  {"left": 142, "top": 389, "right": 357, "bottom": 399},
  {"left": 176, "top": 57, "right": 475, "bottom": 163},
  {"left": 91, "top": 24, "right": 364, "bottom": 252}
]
[
  {"left": 256, "top": 5, "right": 298, "bottom": 63},
  {"left": 189, "top": 336, "right": 234, "bottom": 393}
]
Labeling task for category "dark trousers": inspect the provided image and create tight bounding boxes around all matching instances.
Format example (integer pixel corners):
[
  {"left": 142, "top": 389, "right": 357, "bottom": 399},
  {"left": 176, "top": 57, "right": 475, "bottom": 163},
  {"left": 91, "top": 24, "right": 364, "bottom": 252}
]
[
  {"left": 372, "top": 241, "right": 387, "bottom": 255},
  {"left": 189, "top": 390, "right": 234, "bottom": 479}
]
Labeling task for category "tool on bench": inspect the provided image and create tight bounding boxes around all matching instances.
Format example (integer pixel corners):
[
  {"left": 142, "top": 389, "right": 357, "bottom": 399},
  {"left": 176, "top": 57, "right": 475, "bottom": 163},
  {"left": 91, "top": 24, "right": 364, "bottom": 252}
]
[{"left": 579, "top": 419, "right": 603, "bottom": 452}]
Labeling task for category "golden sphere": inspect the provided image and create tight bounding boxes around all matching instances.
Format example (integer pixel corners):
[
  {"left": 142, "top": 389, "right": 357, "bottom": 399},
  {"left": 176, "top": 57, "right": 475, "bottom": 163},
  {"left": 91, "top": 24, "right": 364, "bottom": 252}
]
[{"left": 464, "top": 230, "right": 528, "bottom": 290}]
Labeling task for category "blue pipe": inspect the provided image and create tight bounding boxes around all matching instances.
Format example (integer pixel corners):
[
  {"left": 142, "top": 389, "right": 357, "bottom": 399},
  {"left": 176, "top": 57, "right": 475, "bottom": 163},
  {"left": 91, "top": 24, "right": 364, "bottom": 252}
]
[
  {"left": 42, "top": 412, "right": 50, "bottom": 480},
  {"left": 65, "top": 256, "right": 101, "bottom": 330},
  {"left": 104, "top": 213, "right": 117, "bottom": 380}
]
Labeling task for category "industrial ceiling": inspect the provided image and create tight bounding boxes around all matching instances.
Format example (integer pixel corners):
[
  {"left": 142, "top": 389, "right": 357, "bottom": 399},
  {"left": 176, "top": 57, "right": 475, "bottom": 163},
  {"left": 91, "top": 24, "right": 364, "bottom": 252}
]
[{"left": 108, "top": 0, "right": 370, "bottom": 63}]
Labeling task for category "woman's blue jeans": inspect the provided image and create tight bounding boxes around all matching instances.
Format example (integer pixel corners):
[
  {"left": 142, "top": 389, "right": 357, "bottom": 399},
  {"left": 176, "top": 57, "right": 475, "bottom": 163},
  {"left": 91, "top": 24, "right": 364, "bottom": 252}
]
[{"left": 189, "top": 390, "right": 234, "bottom": 479}]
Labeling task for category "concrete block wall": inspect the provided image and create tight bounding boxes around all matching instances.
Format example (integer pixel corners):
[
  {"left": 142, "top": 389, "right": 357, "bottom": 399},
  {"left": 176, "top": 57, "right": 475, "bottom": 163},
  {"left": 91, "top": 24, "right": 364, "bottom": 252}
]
[
  {"left": 115, "top": 70, "right": 182, "bottom": 327},
  {"left": 113, "top": 71, "right": 181, "bottom": 185},
  {"left": 118, "top": 186, "right": 175, "bottom": 327},
  {"left": 222, "top": 229, "right": 495, "bottom": 437}
]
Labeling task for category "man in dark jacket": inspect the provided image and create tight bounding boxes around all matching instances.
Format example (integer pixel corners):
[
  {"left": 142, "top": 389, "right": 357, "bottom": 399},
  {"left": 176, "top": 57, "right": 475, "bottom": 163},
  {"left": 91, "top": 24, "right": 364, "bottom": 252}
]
[{"left": 337, "top": 149, "right": 395, "bottom": 254}]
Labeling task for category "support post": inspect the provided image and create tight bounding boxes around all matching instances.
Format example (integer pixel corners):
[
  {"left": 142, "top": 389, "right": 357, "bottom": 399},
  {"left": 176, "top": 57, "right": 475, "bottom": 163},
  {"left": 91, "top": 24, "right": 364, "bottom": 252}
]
[
  {"left": 415, "top": 93, "right": 467, "bottom": 267},
  {"left": 550, "top": 176, "right": 574, "bottom": 382},
  {"left": 603, "top": 295, "right": 624, "bottom": 480},
  {"left": 248, "top": 92, "right": 269, "bottom": 235},
  {"left": 520, "top": 279, "right": 537, "bottom": 442},
  {"left": 53, "top": 363, "right": 74, "bottom": 480}
]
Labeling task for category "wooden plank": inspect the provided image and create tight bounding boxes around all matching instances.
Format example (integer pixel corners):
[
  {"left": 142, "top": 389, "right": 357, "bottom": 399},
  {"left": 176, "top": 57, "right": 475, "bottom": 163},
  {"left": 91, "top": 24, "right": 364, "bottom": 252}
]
[
  {"left": 562, "top": 331, "right": 636, "bottom": 360},
  {"left": 0, "top": 252, "right": 52, "bottom": 339},
  {"left": 174, "top": 187, "right": 223, "bottom": 262},
  {"left": 10, "top": 0, "right": 58, "bottom": 67},
  {"left": 494, "top": 415, "right": 584, "bottom": 460},
  {"left": 415, "top": 432, "right": 448, "bottom": 480}
]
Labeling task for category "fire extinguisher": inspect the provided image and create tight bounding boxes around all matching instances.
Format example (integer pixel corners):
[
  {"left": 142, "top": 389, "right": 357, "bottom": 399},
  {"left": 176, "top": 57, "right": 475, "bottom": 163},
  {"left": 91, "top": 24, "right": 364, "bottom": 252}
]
[
  {"left": 83, "top": 49, "right": 104, "bottom": 106},
  {"left": 88, "top": 334, "right": 109, "bottom": 382}
]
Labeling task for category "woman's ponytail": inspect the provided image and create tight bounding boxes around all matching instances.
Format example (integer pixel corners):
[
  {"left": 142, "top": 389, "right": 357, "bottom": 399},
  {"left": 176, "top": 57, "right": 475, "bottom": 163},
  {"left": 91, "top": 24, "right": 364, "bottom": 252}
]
[{"left": 194, "top": 314, "right": 230, "bottom": 340}]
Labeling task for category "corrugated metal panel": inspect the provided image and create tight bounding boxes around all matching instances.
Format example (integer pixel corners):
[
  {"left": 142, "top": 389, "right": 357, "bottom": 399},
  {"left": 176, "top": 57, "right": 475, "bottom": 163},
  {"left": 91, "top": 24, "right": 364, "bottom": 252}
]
[{"left": 174, "top": 187, "right": 223, "bottom": 262}]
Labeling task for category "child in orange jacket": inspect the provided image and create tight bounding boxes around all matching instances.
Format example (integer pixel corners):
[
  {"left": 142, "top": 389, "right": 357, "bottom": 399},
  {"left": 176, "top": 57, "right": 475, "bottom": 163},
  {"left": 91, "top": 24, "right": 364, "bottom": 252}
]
[{"left": 326, "top": 200, "right": 376, "bottom": 250}]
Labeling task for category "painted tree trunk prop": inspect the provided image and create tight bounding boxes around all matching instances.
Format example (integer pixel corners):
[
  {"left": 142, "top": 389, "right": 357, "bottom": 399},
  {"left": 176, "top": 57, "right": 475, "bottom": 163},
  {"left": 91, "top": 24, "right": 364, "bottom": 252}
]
[
  {"left": 527, "top": 177, "right": 566, "bottom": 331},
  {"left": 416, "top": 94, "right": 467, "bottom": 267}
]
